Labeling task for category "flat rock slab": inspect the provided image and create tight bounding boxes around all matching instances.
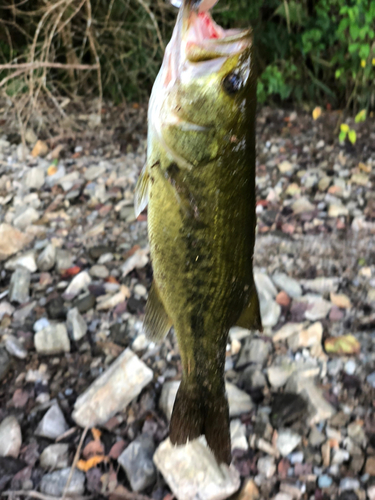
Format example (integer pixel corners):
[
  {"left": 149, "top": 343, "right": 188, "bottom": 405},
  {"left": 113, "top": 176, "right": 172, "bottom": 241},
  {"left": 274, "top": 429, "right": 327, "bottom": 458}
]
[
  {"left": 154, "top": 438, "right": 240, "bottom": 500},
  {"left": 73, "top": 348, "right": 153, "bottom": 428}
]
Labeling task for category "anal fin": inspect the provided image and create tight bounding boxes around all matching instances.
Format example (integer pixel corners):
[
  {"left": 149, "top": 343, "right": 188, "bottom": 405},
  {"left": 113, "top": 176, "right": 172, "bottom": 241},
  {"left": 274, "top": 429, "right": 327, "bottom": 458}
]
[
  {"left": 134, "top": 164, "right": 150, "bottom": 217},
  {"left": 236, "top": 283, "right": 263, "bottom": 332},
  {"left": 143, "top": 281, "right": 173, "bottom": 342}
]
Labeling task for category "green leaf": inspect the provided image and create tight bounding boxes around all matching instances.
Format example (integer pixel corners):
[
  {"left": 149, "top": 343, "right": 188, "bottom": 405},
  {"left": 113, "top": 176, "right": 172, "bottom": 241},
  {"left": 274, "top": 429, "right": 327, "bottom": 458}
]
[
  {"left": 339, "top": 131, "right": 347, "bottom": 142},
  {"left": 340, "top": 123, "right": 350, "bottom": 133},
  {"left": 355, "top": 109, "right": 367, "bottom": 123},
  {"left": 348, "top": 129, "right": 357, "bottom": 144},
  {"left": 350, "top": 24, "right": 360, "bottom": 41}
]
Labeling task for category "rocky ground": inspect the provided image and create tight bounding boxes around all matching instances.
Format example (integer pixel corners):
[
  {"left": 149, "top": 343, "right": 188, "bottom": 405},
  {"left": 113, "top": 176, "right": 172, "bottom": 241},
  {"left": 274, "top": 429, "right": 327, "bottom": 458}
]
[{"left": 0, "top": 105, "right": 375, "bottom": 500}]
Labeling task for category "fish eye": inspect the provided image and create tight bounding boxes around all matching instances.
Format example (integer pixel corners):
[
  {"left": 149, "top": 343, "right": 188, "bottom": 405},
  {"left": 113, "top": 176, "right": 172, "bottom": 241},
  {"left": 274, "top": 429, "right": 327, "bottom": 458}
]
[{"left": 223, "top": 72, "right": 242, "bottom": 95}]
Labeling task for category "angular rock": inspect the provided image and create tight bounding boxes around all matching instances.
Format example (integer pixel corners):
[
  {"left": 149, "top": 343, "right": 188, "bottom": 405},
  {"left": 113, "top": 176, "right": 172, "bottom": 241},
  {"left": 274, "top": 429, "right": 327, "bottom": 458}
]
[
  {"left": 276, "top": 429, "right": 301, "bottom": 457},
  {"left": 237, "top": 337, "right": 271, "bottom": 368},
  {"left": 154, "top": 438, "right": 240, "bottom": 500},
  {"left": 0, "top": 224, "right": 30, "bottom": 261},
  {"left": 0, "top": 416, "right": 22, "bottom": 458},
  {"left": 292, "top": 197, "right": 315, "bottom": 214},
  {"left": 118, "top": 435, "right": 156, "bottom": 492},
  {"left": 273, "top": 323, "right": 304, "bottom": 343},
  {"left": 272, "top": 273, "right": 302, "bottom": 298},
  {"left": 63, "top": 271, "right": 91, "bottom": 300},
  {"left": 73, "top": 349, "right": 153, "bottom": 428},
  {"left": 159, "top": 381, "right": 253, "bottom": 421},
  {"left": 5, "top": 335, "right": 28, "bottom": 359},
  {"left": 257, "top": 456, "right": 276, "bottom": 478},
  {"left": 55, "top": 249, "right": 74, "bottom": 273},
  {"left": 288, "top": 322, "right": 323, "bottom": 351},
  {"left": 0, "top": 302, "right": 15, "bottom": 320},
  {"left": 9, "top": 266, "right": 31, "bottom": 303},
  {"left": 66, "top": 307, "right": 87, "bottom": 341},
  {"left": 35, "top": 404, "right": 69, "bottom": 440},
  {"left": 24, "top": 167, "right": 45, "bottom": 189},
  {"left": 40, "top": 444, "right": 69, "bottom": 470},
  {"left": 13, "top": 207, "right": 39, "bottom": 230},
  {"left": 37, "top": 243, "right": 56, "bottom": 271},
  {"left": 40, "top": 467, "right": 85, "bottom": 496},
  {"left": 5, "top": 250, "right": 37, "bottom": 272},
  {"left": 34, "top": 324, "right": 70, "bottom": 355},
  {"left": 239, "top": 366, "right": 267, "bottom": 391},
  {"left": 230, "top": 420, "right": 248, "bottom": 451},
  {"left": 267, "top": 362, "right": 295, "bottom": 388}
]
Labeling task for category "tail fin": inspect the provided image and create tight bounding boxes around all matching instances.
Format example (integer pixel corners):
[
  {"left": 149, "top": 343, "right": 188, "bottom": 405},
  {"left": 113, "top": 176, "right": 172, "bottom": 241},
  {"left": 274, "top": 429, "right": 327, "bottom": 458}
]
[{"left": 169, "top": 380, "right": 231, "bottom": 465}]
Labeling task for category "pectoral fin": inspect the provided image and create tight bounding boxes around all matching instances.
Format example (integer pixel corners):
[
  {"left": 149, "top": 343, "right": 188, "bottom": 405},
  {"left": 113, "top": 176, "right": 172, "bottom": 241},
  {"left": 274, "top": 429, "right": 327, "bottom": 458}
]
[
  {"left": 144, "top": 281, "right": 173, "bottom": 342},
  {"left": 236, "top": 284, "right": 263, "bottom": 332},
  {"left": 134, "top": 164, "right": 150, "bottom": 217}
]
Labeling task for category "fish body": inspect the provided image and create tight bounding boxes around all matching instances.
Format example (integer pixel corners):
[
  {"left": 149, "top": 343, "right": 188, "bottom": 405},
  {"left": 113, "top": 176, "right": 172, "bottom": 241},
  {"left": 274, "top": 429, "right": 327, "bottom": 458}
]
[{"left": 135, "top": 0, "right": 261, "bottom": 465}]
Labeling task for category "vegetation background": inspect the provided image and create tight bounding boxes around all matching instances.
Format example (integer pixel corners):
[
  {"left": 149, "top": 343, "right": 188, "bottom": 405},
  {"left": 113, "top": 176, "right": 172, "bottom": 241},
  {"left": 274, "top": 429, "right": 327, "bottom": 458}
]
[{"left": 0, "top": 0, "right": 374, "bottom": 122}]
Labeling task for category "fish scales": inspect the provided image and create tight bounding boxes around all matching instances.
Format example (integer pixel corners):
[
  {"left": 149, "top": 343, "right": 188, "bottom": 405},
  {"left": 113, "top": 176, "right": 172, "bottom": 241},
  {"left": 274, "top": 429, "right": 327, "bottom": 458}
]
[{"left": 135, "top": 0, "right": 261, "bottom": 465}]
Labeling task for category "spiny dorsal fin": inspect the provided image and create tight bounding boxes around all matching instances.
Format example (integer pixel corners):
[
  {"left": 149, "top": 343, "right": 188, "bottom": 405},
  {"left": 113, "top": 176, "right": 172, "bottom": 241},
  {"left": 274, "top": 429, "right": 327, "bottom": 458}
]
[
  {"left": 236, "top": 283, "right": 263, "bottom": 332},
  {"left": 144, "top": 281, "right": 173, "bottom": 342}
]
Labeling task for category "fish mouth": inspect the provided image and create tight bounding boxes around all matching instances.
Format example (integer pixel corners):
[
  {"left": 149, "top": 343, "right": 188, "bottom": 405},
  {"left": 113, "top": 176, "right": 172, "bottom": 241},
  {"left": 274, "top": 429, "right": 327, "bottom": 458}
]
[{"left": 181, "top": 0, "right": 251, "bottom": 62}]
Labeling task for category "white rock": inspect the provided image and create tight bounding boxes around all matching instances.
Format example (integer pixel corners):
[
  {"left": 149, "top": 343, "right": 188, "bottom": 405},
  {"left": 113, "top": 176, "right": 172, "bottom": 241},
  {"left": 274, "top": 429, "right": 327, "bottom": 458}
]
[
  {"left": 272, "top": 273, "right": 302, "bottom": 298},
  {"left": 89, "top": 264, "right": 109, "bottom": 279},
  {"left": 274, "top": 494, "right": 293, "bottom": 500},
  {"left": 5, "top": 335, "right": 27, "bottom": 359},
  {"left": 25, "top": 167, "right": 45, "bottom": 189},
  {"left": 0, "top": 416, "right": 22, "bottom": 458},
  {"left": 254, "top": 271, "right": 278, "bottom": 298},
  {"left": 328, "top": 203, "right": 348, "bottom": 217},
  {"left": 40, "top": 444, "right": 69, "bottom": 470},
  {"left": 292, "top": 197, "right": 315, "bottom": 214},
  {"left": 73, "top": 348, "right": 153, "bottom": 427},
  {"left": 257, "top": 456, "right": 276, "bottom": 478},
  {"left": 278, "top": 161, "right": 294, "bottom": 174},
  {"left": 273, "top": 323, "right": 304, "bottom": 343},
  {"left": 267, "top": 364, "right": 295, "bottom": 388},
  {"left": 154, "top": 438, "right": 240, "bottom": 500},
  {"left": 288, "top": 322, "right": 323, "bottom": 351},
  {"left": 13, "top": 206, "right": 39, "bottom": 230},
  {"left": 276, "top": 429, "right": 301, "bottom": 457},
  {"left": 66, "top": 308, "right": 87, "bottom": 341},
  {"left": 5, "top": 250, "right": 37, "bottom": 272},
  {"left": 34, "top": 324, "right": 71, "bottom": 355},
  {"left": 37, "top": 243, "right": 56, "bottom": 271},
  {"left": 121, "top": 248, "right": 149, "bottom": 277},
  {"left": 0, "top": 302, "right": 15, "bottom": 320},
  {"left": 63, "top": 271, "right": 91, "bottom": 300},
  {"left": 230, "top": 420, "right": 248, "bottom": 452},
  {"left": 301, "top": 277, "right": 340, "bottom": 294},
  {"left": 35, "top": 404, "right": 69, "bottom": 439}
]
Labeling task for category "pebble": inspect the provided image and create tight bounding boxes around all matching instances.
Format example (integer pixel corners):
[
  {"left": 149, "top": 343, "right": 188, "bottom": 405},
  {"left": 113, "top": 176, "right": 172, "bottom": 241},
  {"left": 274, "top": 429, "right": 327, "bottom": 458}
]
[
  {"left": 368, "top": 486, "right": 375, "bottom": 500},
  {"left": 255, "top": 272, "right": 281, "bottom": 328},
  {"left": 37, "top": 243, "right": 56, "bottom": 271},
  {"left": 34, "top": 324, "right": 71, "bottom": 355},
  {"left": 274, "top": 494, "right": 293, "bottom": 500},
  {"left": 239, "top": 367, "right": 267, "bottom": 391},
  {"left": 0, "top": 302, "right": 14, "bottom": 319},
  {"left": 89, "top": 264, "right": 109, "bottom": 279},
  {"left": 39, "top": 444, "right": 69, "bottom": 470},
  {"left": 318, "top": 475, "right": 333, "bottom": 488},
  {"left": 66, "top": 307, "right": 87, "bottom": 341},
  {"left": 33, "top": 317, "right": 50, "bottom": 332},
  {"left": 73, "top": 348, "right": 153, "bottom": 427},
  {"left": 332, "top": 449, "right": 350, "bottom": 465},
  {"left": 118, "top": 435, "right": 156, "bottom": 492},
  {"left": 276, "top": 429, "right": 301, "bottom": 457},
  {"left": 257, "top": 456, "right": 276, "bottom": 478},
  {"left": 5, "top": 250, "right": 37, "bottom": 272},
  {"left": 24, "top": 167, "right": 45, "bottom": 189},
  {"left": 267, "top": 364, "right": 295, "bottom": 388},
  {"left": 0, "top": 223, "right": 30, "bottom": 261},
  {"left": 273, "top": 323, "right": 304, "bottom": 342},
  {"left": 272, "top": 273, "right": 302, "bottom": 298},
  {"left": 237, "top": 337, "right": 271, "bottom": 368},
  {"left": 35, "top": 404, "right": 69, "bottom": 439},
  {"left": 230, "top": 419, "right": 248, "bottom": 451},
  {"left": 9, "top": 266, "right": 30, "bottom": 303},
  {"left": 13, "top": 206, "right": 39, "bottom": 230},
  {"left": 365, "top": 457, "right": 375, "bottom": 475},
  {"left": 40, "top": 468, "right": 85, "bottom": 496},
  {"left": 301, "top": 277, "right": 340, "bottom": 294},
  {"left": 4, "top": 335, "right": 27, "bottom": 359},
  {"left": 0, "top": 416, "right": 22, "bottom": 458},
  {"left": 237, "top": 479, "right": 259, "bottom": 500},
  {"left": 344, "top": 359, "right": 356, "bottom": 375},
  {"left": 309, "top": 427, "right": 325, "bottom": 447},
  {"left": 339, "top": 478, "right": 360, "bottom": 491},
  {"left": 366, "top": 372, "right": 375, "bottom": 388},
  {"left": 154, "top": 438, "right": 240, "bottom": 500},
  {"left": 63, "top": 271, "right": 91, "bottom": 300}
]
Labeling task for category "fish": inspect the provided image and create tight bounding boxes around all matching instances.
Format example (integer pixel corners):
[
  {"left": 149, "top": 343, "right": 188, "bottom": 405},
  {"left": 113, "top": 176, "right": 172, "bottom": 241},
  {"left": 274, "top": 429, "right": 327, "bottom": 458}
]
[{"left": 135, "top": 0, "right": 262, "bottom": 465}]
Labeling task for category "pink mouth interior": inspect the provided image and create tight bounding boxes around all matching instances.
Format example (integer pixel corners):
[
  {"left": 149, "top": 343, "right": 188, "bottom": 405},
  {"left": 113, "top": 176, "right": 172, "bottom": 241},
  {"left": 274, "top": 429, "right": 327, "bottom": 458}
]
[{"left": 197, "top": 12, "right": 221, "bottom": 39}]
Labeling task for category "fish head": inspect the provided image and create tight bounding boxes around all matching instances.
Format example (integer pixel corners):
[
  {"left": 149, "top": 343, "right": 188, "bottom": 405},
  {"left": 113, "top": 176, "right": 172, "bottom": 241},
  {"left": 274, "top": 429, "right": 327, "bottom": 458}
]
[{"left": 150, "top": 0, "right": 256, "bottom": 167}]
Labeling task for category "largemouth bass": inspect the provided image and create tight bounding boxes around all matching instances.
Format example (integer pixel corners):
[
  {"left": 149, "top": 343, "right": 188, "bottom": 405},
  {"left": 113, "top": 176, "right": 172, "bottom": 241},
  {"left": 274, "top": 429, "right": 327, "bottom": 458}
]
[{"left": 135, "top": 0, "right": 261, "bottom": 465}]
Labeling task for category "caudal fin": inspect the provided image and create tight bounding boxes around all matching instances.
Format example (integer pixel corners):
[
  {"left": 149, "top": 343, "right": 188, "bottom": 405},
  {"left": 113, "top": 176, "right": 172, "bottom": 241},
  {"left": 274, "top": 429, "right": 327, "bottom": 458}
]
[{"left": 169, "top": 381, "right": 231, "bottom": 465}]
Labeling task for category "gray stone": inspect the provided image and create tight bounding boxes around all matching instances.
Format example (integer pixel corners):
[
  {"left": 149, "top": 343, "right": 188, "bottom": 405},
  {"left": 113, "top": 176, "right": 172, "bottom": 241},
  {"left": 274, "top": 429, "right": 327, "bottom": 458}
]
[
  {"left": 5, "top": 250, "right": 37, "bottom": 272},
  {"left": 159, "top": 381, "right": 253, "bottom": 421},
  {"left": 230, "top": 420, "right": 248, "bottom": 452},
  {"left": 318, "top": 475, "right": 333, "bottom": 489},
  {"left": 13, "top": 301, "right": 36, "bottom": 322},
  {"left": 59, "top": 171, "right": 80, "bottom": 191},
  {"left": 0, "top": 302, "right": 15, "bottom": 320},
  {"left": 276, "top": 429, "right": 301, "bottom": 457},
  {"left": 13, "top": 206, "right": 39, "bottom": 230},
  {"left": 339, "top": 477, "right": 360, "bottom": 491},
  {"left": 73, "top": 349, "right": 153, "bottom": 428},
  {"left": 327, "top": 359, "right": 343, "bottom": 377},
  {"left": 35, "top": 404, "right": 69, "bottom": 440},
  {"left": 254, "top": 271, "right": 278, "bottom": 298},
  {"left": 309, "top": 427, "right": 325, "bottom": 447},
  {"left": 154, "top": 438, "right": 240, "bottom": 500},
  {"left": 55, "top": 249, "right": 74, "bottom": 272},
  {"left": 89, "top": 264, "right": 109, "bottom": 279},
  {"left": 9, "top": 266, "right": 30, "bottom": 303},
  {"left": 37, "top": 244, "right": 56, "bottom": 271},
  {"left": 0, "top": 348, "right": 11, "bottom": 381},
  {"left": 292, "top": 197, "right": 315, "bottom": 214},
  {"left": 239, "top": 366, "right": 266, "bottom": 391},
  {"left": 301, "top": 277, "right": 340, "bottom": 294},
  {"left": 34, "top": 324, "right": 71, "bottom": 355},
  {"left": 17, "top": 143, "right": 29, "bottom": 161},
  {"left": 257, "top": 456, "right": 276, "bottom": 478},
  {"left": 40, "top": 444, "right": 69, "bottom": 470},
  {"left": 272, "top": 273, "right": 302, "bottom": 298},
  {"left": 118, "top": 435, "right": 156, "bottom": 492},
  {"left": 84, "top": 163, "right": 106, "bottom": 181},
  {"left": 237, "top": 337, "right": 271, "bottom": 368},
  {"left": 24, "top": 167, "right": 45, "bottom": 189},
  {"left": 0, "top": 416, "right": 22, "bottom": 458},
  {"left": 40, "top": 468, "right": 85, "bottom": 496},
  {"left": 347, "top": 422, "right": 367, "bottom": 448},
  {"left": 66, "top": 307, "right": 87, "bottom": 341},
  {"left": 367, "top": 372, "right": 375, "bottom": 388},
  {"left": 267, "top": 364, "right": 295, "bottom": 388},
  {"left": 63, "top": 271, "right": 91, "bottom": 300},
  {"left": 5, "top": 335, "right": 27, "bottom": 359}
]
